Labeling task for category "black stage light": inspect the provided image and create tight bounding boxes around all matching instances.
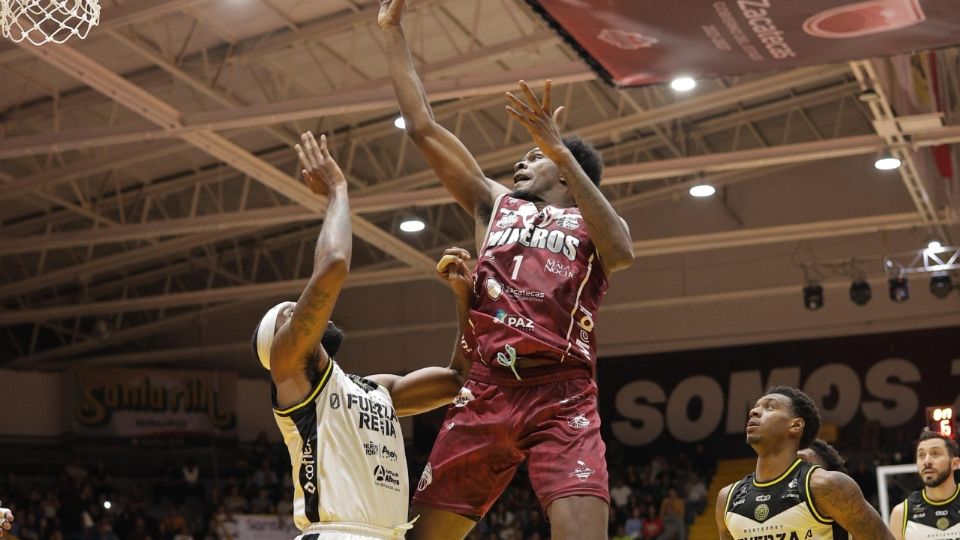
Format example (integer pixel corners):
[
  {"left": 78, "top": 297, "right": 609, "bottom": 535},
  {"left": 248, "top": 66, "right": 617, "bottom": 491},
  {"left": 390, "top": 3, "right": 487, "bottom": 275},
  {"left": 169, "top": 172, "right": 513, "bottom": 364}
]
[
  {"left": 803, "top": 283, "right": 824, "bottom": 311},
  {"left": 849, "top": 279, "right": 871, "bottom": 306},
  {"left": 888, "top": 276, "right": 909, "bottom": 303},
  {"left": 930, "top": 273, "right": 953, "bottom": 299}
]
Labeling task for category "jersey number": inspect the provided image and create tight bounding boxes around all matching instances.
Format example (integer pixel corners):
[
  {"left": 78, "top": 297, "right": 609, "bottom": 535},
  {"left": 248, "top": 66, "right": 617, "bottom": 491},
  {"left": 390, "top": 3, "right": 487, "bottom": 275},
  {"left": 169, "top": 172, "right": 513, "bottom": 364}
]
[{"left": 511, "top": 255, "right": 523, "bottom": 280}]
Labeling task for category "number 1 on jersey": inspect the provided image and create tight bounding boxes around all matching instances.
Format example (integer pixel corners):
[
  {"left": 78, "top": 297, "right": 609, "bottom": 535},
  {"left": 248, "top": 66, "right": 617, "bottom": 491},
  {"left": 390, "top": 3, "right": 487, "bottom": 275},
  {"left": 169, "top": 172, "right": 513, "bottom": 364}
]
[{"left": 511, "top": 255, "right": 523, "bottom": 280}]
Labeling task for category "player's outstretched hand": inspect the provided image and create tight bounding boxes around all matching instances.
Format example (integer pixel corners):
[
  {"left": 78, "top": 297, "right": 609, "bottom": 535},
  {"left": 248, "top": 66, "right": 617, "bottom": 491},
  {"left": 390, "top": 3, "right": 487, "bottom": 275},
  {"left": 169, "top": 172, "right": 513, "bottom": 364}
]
[
  {"left": 295, "top": 132, "right": 346, "bottom": 197},
  {"left": 378, "top": 0, "right": 407, "bottom": 28},
  {"left": 505, "top": 79, "right": 566, "bottom": 154},
  {"left": 435, "top": 247, "right": 473, "bottom": 300},
  {"left": 0, "top": 502, "right": 14, "bottom": 537}
]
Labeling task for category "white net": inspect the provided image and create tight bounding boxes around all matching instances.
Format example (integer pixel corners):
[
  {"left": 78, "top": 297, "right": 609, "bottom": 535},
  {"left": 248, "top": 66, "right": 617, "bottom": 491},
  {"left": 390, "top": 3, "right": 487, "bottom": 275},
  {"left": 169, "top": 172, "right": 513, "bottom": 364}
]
[{"left": 0, "top": 0, "right": 100, "bottom": 46}]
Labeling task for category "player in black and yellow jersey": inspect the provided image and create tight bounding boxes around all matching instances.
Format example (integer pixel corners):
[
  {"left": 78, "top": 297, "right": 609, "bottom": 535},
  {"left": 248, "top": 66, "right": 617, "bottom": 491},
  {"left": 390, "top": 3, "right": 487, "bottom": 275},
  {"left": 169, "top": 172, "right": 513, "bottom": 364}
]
[
  {"left": 889, "top": 431, "right": 960, "bottom": 540},
  {"left": 716, "top": 386, "right": 893, "bottom": 540}
]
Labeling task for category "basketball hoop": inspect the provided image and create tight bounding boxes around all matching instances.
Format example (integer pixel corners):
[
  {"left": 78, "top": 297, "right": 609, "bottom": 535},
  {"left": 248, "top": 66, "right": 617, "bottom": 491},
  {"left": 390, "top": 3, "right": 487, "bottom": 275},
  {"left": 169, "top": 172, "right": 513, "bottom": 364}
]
[{"left": 0, "top": 0, "right": 100, "bottom": 45}]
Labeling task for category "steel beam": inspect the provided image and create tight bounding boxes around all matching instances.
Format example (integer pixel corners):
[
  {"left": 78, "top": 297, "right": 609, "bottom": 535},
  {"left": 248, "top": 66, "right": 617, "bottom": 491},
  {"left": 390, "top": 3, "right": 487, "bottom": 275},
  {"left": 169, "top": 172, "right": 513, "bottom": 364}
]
[
  {"left": 20, "top": 40, "right": 435, "bottom": 273},
  {"left": 0, "top": 211, "right": 940, "bottom": 323}
]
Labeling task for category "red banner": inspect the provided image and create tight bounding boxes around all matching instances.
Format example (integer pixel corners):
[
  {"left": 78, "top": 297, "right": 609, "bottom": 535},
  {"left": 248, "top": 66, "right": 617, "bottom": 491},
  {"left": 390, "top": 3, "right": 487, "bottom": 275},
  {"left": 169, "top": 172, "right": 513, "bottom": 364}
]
[{"left": 526, "top": 0, "right": 960, "bottom": 87}]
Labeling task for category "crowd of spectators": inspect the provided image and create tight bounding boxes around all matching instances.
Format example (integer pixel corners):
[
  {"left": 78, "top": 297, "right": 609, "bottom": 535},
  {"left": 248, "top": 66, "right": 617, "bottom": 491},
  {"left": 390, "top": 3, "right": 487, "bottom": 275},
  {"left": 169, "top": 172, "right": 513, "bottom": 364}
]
[{"left": 0, "top": 421, "right": 923, "bottom": 540}]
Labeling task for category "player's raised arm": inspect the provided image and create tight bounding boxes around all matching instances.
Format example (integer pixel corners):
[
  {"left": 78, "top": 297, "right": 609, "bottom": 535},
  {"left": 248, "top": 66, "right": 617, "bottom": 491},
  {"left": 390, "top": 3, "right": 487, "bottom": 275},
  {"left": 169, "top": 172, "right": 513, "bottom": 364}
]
[
  {"left": 370, "top": 247, "right": 475, "bottom": 417},
  {"left": 505, "top": 80, "right": 634, "bottom": 273},
  {"left": 808, "top": 468, "right": 895, "bottom": 540},
  {"left": 715, "top": 485, "right": 735, "bottom": 540},
  {"left": 269, "top": 132, "right": 352, "bottom": 407},
  {"left": 378, "top": 0, "right": 508, "bottom": 218}
]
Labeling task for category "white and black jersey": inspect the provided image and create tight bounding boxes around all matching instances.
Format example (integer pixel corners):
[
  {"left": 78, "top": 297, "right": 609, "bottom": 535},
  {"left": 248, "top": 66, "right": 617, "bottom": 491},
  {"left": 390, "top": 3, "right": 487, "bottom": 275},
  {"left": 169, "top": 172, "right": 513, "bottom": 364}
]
[
  {"left": 273, "top": 361, "right": 410, "bottom": 537},
  {"left": 725, "top": 459, "right": 849, "bottom": 540},
  {"left": 900, "top": 486, "right": 960, "bottom": 539}
]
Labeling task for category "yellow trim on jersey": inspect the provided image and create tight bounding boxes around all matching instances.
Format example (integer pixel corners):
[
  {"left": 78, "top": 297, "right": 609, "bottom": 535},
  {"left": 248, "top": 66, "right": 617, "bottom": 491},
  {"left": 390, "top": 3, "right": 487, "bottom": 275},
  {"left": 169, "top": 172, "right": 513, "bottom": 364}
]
[
  {"left": 804, "top": 464, "right": 834, "bottom": 524},
  {"left": 901, "top": 498, "right": 908, "bottom": 537},
  {"left": 922, "top": 484, "right": 960, "bottom": 506},
  {"left": 753, "top": 459, "right": 803, "bottom": 487},
  {"left": 274, "top": 360, "right": 334, "bottom": 416},
  {"left": 724, "top": 480, "right": 742, "bottom": 514}
]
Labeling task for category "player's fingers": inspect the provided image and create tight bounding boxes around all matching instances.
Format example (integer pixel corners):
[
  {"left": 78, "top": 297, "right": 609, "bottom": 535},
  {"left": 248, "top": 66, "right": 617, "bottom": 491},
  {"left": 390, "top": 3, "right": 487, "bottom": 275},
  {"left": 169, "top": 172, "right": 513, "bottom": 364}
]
[
  {"left": 518, "top": 80, "right": 541, "bottom": 111},
  {"left": 443, "top": 247, "right": 471, "bottom": 259},
  {"left": 436, "top": 253, "right": 460, "bottom": 273},
  {"left": 505, "top": 106, "right": 530, "bottom": 125},
  {"left": 505, "top": 92, "right": 533, "bottom": 116},
  {"left": 543, "top": 79, "right": 552, "bottom": 114},
  {"left": 295, "top": 144, "right": 308, "bottom": 167},
  {"left": 306, "top": 132, "right": 323, "bottom": 164},
  {"left": 553, "top": 106, "right": 566, "bottom": 124},
  {"left": 319, "top": 133, "right": 332, "bottom": 160},
  {"left": 300, "top": 134, "right": 318, "bottom": 169}
]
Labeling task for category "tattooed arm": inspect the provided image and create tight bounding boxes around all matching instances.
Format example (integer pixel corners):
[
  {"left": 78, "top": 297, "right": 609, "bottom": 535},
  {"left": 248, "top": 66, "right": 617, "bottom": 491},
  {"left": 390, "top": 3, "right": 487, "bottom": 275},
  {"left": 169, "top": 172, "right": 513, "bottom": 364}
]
[
  {"left": 809, "top": 468, "right": 895, "bottom": 540},
  {"left": 270, "top": 132, "right": 352, "bottom": 409},
  {"left": 715, "top": 484, "right": 736, "bottom": 540},
  {"left": 504, "top": 81, "right": 634, "bottom": 273}
]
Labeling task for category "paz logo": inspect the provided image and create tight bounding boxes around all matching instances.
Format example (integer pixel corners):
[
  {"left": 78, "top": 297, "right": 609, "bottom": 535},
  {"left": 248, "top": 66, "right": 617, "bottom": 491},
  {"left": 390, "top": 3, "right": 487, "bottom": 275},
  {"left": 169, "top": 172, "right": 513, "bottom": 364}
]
[
  {"left": 937, "top": 517, "right": 950, "bottom": 530},
  {"left": 754, "top": 503, "right": 770, "bottom": 522}
]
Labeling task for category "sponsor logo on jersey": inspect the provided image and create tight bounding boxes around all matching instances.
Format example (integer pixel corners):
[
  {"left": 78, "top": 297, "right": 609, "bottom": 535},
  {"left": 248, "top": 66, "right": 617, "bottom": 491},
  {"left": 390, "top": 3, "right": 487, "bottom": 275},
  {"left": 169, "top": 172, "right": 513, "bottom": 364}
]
[
  {"left": 545, "top": 259, "right": 578, "bottom": 278},
  {"left": 485, "top": 278, "right": 503, "bottom": 300},
  {"left": 755, "top": 495, "right": 770, "bottom": 502},
  {"left": 373, "top": 465, "right": 401, "bottom": 492},
  {"left": 493, "top": 310, "right": 535, "bottom": 331},
  {"left": 574, "top": 306, "right": 595, "bottom": 358},
  {"left": 936, "top": 516, "right": 950, "bottom": 530},
  {"left": 445, "top": 421, "right": 455, "bottom": 430},
  {"left": 381, "top": 446, "right": 398, "bottom": 462},
  {"left": 754, "top": 503, "right": 769, "bottom": 522},
  {"left": 735, "top": 530, "right": 813, "bottom": 540},
  {"left": 417, "top": 463, "right": 433, "bottom": 492},
  {"left": 300, "top": 441, "right": 316, "bottom": 494},
  {"left": 363, "top": 441, "right": 379, "bottom": 456},
  {"left": 504, "top": 285, "right": 545, "bottom": 302},
  {"left": 569, "top": 460, "right": 595, "bottom": 481},
  {"left": 347, "top": 393, "right": 398, "bottom": 438},
  {"left": 453, "top": 387, "right": 475, "bottom": 408},
  {"left": 568, "top": 415, "right": 590, "bottom": 430},
  {"left": 487, "top": 226, "right": 581, "bottom": 262},
  {"left": 556, "top": 215, "right": 580, "bottom": 230}
]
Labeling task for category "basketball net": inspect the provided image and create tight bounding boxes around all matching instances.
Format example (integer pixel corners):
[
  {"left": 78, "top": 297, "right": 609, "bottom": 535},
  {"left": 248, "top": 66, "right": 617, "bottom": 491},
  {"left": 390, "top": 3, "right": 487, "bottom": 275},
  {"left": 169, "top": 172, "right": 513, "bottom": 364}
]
[{"left": 0, "top": 0, "right": 100, "bottom": 45}]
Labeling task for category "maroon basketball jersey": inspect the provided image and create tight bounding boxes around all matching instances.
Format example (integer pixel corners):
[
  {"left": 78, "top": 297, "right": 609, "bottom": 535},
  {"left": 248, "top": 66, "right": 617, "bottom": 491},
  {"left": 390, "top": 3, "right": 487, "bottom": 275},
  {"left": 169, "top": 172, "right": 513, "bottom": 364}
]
[{"left": 463, "top": 194, "right": 609, "bottom": 368}]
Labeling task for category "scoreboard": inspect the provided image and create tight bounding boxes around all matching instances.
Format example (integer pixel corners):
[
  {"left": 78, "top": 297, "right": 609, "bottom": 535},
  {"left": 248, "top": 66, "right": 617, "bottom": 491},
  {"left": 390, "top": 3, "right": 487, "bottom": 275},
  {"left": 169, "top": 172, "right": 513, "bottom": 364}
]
[{"left": 927, "top": 406, "right": 956, "bottom": 438}]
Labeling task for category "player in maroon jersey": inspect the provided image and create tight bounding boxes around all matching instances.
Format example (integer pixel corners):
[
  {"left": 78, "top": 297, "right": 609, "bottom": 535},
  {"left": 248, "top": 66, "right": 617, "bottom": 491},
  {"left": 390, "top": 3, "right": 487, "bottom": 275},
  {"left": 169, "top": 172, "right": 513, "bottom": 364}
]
[{"left": 379, "top": 1, "right": 634, "bottom": 539}]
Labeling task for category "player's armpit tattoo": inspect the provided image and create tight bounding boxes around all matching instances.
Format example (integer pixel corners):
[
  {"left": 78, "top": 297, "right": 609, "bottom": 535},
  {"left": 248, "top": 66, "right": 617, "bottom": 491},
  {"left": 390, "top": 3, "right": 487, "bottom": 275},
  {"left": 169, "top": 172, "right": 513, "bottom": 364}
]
[{"left": 290, "top": 290, "right": 331, "bottom": 338}]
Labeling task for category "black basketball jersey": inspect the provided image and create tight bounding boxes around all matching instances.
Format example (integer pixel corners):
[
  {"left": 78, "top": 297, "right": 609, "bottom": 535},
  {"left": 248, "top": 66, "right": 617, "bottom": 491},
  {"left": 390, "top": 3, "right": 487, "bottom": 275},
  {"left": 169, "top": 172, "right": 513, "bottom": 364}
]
[
  {"left": 901, "top": 485, "right": 960, "bottom": 539},
  {"left": 724, "top": 459, "right": 849, "bottom": 540}
]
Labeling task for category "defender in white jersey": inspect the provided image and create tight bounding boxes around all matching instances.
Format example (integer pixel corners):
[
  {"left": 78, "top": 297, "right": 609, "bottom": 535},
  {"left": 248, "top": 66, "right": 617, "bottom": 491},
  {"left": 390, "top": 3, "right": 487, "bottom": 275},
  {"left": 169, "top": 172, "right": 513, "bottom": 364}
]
[
  {"left": 889, "top": 431, "right": 960, "bottom": 540},
  {"left": 252, "top": 131, "right": 472, "bottom": 539},
  {"left": 717, "top": 386, "right": 894, "bottom": 540}
]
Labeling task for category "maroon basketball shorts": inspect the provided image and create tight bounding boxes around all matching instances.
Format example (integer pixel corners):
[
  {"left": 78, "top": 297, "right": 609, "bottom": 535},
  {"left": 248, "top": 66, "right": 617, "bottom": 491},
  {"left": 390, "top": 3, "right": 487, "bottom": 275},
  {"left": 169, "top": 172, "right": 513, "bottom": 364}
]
[{"left": 412, "top": 361, "right": 610, "bottom": 519}]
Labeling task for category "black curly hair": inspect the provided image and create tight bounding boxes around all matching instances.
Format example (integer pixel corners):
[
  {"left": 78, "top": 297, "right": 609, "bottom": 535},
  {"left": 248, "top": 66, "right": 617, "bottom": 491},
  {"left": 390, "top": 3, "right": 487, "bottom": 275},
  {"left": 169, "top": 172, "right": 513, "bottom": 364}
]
[
  {"left": 768, "top": 386, "right": 821, "bottom": 449},
  {"left": 809, "top": 439, "right": 848, "bottom": 474},
  {"left": 562, "top": 136, "right": 603, "bottom": 187}
]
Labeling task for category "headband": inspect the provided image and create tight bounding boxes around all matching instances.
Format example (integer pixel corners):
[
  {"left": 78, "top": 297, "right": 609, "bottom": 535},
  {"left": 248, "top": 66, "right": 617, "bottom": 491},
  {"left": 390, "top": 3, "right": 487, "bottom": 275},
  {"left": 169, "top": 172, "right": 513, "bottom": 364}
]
[{"left": 256, "top": 302, "right": 286, "bottom": 370}]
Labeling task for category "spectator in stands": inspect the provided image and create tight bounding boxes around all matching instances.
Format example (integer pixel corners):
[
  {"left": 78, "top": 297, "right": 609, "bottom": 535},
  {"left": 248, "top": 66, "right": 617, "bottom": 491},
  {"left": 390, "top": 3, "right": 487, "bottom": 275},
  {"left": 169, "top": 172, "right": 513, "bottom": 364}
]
[
  {"left": 684, "top": 473, "right": 708, "bottom": 525},
  {"left": 641, "top": 505, "right": 663, "bottom": 539},
  {"left": 624, "top": 506, "right": 644, "bottom": 538},
  {"left": 0, "top": 501, "right": 13, "bottom": 538},
  {"left": 612, "top": 524, "right": 634, "bottom": 540},
  {"left": 659, "top": 487, "right": 686, "bottom": 540},
  {"left": 610, "top": 477, "right": 633, "bottom": 509}
]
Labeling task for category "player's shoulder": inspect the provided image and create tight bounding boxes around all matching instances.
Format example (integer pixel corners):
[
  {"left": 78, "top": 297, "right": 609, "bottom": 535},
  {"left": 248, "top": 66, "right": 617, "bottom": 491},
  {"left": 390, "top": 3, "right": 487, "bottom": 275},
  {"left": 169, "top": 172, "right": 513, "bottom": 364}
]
[{"left": 807, "top": 466, "right": 862, "bottom": 503}]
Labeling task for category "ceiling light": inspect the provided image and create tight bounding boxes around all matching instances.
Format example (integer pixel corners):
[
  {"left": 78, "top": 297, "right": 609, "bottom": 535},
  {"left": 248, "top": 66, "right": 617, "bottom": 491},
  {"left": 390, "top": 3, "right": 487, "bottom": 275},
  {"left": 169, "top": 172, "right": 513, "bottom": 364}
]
[
  {"left": 394, "top": 116, "right": 406, "bottom": 130},
  {"left": 888, "top": 276, "right": 909, "bottom": 303},
  {"left": 103, "top": 500, "right": 112, "bottom": 510},
  {"left": 689, "top": 184, "right": 716, "bottom": 198},
  {"left": 399, "top": 219, "right": 425, "bottom": 232},
  {"left": 874, "top": 151, "right": 901, "bottom": 170},
  {"left": 670, "top": 76, "right": 696, "bottom": 92},
  {"left": 803, "top": 282, "right": 823, "bottom": 311},
  {"left": 927, "top": 239, "right": 943, "bottom": 252},
  {"left": 849, "top": 279, "right": 871, "bottom": 306},
  {"left": 930, "top": 273, "right": 952, "bottom": 299}
]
